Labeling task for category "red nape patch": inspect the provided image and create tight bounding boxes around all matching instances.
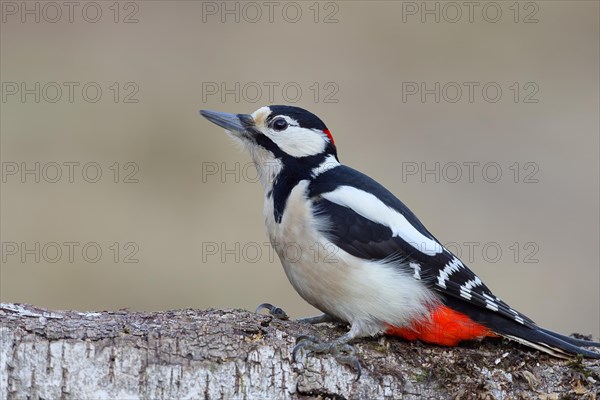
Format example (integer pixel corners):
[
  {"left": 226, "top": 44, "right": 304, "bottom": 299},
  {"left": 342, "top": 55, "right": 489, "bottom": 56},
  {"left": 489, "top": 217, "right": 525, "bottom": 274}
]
[
  {"left": 323, "top": 129, "right": 335, "bottom": 145},
  {"left": 385, "top": 305, "right": 498, "bottom": 347}
]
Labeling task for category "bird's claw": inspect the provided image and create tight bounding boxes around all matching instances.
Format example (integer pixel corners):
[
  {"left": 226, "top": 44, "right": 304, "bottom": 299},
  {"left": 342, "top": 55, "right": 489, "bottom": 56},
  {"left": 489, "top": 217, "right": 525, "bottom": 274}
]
[
  {"left": 293, "top": 335, "right": 362, "bottom": 380},
  {"left": 255, "top": 303, "right": 289, "bottom": 320},
  {"left": 255, "top": 306, "right": 361, "bottom": 378}
]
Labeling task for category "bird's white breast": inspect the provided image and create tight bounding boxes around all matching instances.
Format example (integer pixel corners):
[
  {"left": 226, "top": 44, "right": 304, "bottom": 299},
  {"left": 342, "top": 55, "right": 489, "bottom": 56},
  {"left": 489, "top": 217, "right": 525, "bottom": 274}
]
[{"left": 263, "top": 180, "right": 437, "bottom": 337}]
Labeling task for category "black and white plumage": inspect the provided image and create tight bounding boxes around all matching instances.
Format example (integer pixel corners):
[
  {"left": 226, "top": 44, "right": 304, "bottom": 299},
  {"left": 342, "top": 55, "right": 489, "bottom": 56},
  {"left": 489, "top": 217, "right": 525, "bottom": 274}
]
[{"left": 200, "top": 105, "right": 600, "bottom": 360}]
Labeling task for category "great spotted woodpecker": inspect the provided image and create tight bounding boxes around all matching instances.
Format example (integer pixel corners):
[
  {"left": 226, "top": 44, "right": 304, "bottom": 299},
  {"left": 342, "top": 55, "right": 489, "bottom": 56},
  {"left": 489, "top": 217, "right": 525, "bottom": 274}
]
[{"left": 200, "top": 105, "right": 599, "bottom": 373}]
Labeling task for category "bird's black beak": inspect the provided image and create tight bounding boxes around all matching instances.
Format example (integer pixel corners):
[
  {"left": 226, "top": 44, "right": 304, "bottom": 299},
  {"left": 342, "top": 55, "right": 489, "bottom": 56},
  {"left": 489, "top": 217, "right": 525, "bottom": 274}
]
[{"left": 199, "top": 110, "right": 254, "bottom": 134}]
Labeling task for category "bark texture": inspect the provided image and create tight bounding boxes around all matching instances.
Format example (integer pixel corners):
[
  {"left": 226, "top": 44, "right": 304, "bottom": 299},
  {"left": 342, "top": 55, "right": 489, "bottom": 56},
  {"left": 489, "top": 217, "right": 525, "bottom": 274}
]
[{"left": 0, "top": 303, "right": 598, "bottom": 399}]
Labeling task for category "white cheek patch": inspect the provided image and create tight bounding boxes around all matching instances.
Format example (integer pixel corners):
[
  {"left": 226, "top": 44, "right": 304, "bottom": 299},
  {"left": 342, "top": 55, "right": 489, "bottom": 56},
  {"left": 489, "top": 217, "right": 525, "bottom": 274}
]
[
  {"left": 267, "top": 126, "right": 328, "bottom": 158},
  {"left": 250, "top": 106, "right": 328, "bottom": 158}
]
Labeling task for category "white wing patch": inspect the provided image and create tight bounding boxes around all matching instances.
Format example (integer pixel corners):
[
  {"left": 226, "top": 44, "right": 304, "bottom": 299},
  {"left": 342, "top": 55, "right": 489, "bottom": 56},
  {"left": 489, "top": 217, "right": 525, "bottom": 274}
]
[
  {"left": 483, "top": 293, "right": 500, "bottom": 311},
  {"left": 437, "top": 257, "right": 463, "bottom": 289},
  {"left": 322, "top": 186, "right": 443, "bottom": 256},
  {"left": 459, "top": 276, "right": 483, "bottom": 300},
  {"left": 508, "top": 308, "right": 525, "bottom": 324},
  {"left": 410, "top": 262, "right": 422, "bottom": 280}
]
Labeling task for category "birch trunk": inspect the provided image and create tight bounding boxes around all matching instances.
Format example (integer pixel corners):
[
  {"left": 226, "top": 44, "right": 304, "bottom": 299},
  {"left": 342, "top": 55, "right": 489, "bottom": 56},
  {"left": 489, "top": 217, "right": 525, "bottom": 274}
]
[{"left": 1, "top": 303, "right": 598, "bottom": 399}]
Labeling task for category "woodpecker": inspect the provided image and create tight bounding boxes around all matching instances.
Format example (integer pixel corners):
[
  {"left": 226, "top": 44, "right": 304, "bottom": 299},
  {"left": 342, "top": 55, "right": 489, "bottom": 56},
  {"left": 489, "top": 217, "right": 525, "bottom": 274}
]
[{"left": 200, "top": 105, "right": 600, "bottom": 372}]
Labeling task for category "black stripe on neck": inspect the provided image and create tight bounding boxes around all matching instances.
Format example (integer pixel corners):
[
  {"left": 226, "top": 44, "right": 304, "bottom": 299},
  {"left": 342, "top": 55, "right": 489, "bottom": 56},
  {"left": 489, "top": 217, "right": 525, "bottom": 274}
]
[{"left": 271, "top": 152, "right": 332, "bottom": 223}]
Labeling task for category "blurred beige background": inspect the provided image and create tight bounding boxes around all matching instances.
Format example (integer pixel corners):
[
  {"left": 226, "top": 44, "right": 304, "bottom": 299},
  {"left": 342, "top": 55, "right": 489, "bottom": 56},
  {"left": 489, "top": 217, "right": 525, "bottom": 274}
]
[{"left": 1, "top": 1, "right": 598, "bottom": 339}]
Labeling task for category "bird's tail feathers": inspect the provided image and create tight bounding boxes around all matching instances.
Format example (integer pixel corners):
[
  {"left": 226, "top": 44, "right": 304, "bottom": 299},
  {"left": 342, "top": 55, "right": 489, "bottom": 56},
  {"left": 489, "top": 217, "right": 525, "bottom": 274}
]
[
  {"left": 537, "top": 327, "right": 600, "bottom": 348},
  {"left": 496, "top": 326, "right": 600, "bottom": 359}
]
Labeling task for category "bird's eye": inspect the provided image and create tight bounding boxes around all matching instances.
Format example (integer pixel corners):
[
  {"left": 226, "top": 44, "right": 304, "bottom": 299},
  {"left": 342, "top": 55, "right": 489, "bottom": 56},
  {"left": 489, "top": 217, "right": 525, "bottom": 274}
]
[{"left": 271, "top": 118, "right": 288, "bottom": 131}]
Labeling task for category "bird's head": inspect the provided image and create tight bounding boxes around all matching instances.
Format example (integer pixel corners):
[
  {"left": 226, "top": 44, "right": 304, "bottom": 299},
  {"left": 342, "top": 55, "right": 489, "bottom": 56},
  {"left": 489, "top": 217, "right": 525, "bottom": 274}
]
[{"left": 200, "top": 105, "right": 339, "bottom": 187}]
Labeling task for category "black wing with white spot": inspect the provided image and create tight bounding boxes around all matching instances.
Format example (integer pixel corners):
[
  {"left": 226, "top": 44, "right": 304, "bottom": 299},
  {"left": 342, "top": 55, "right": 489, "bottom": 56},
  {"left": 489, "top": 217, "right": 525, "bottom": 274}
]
[{"left": 308, "top": 165, "right": 536, "bottom": 328}]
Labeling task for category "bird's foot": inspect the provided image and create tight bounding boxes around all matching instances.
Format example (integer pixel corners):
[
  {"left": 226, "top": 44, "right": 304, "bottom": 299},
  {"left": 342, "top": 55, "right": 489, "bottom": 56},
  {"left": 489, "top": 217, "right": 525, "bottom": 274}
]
[
  {"left": 293, "top": 335, "right": 362, "bottom": 380},
  {"left": 255, "top": 303, "right": 289, "bottom": 320},
  {"left": 256, "top": 303, "right": 337, "bottom": 325},
  {"left": 256, "top": 304, "right": 361, "bottom": 378}
]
